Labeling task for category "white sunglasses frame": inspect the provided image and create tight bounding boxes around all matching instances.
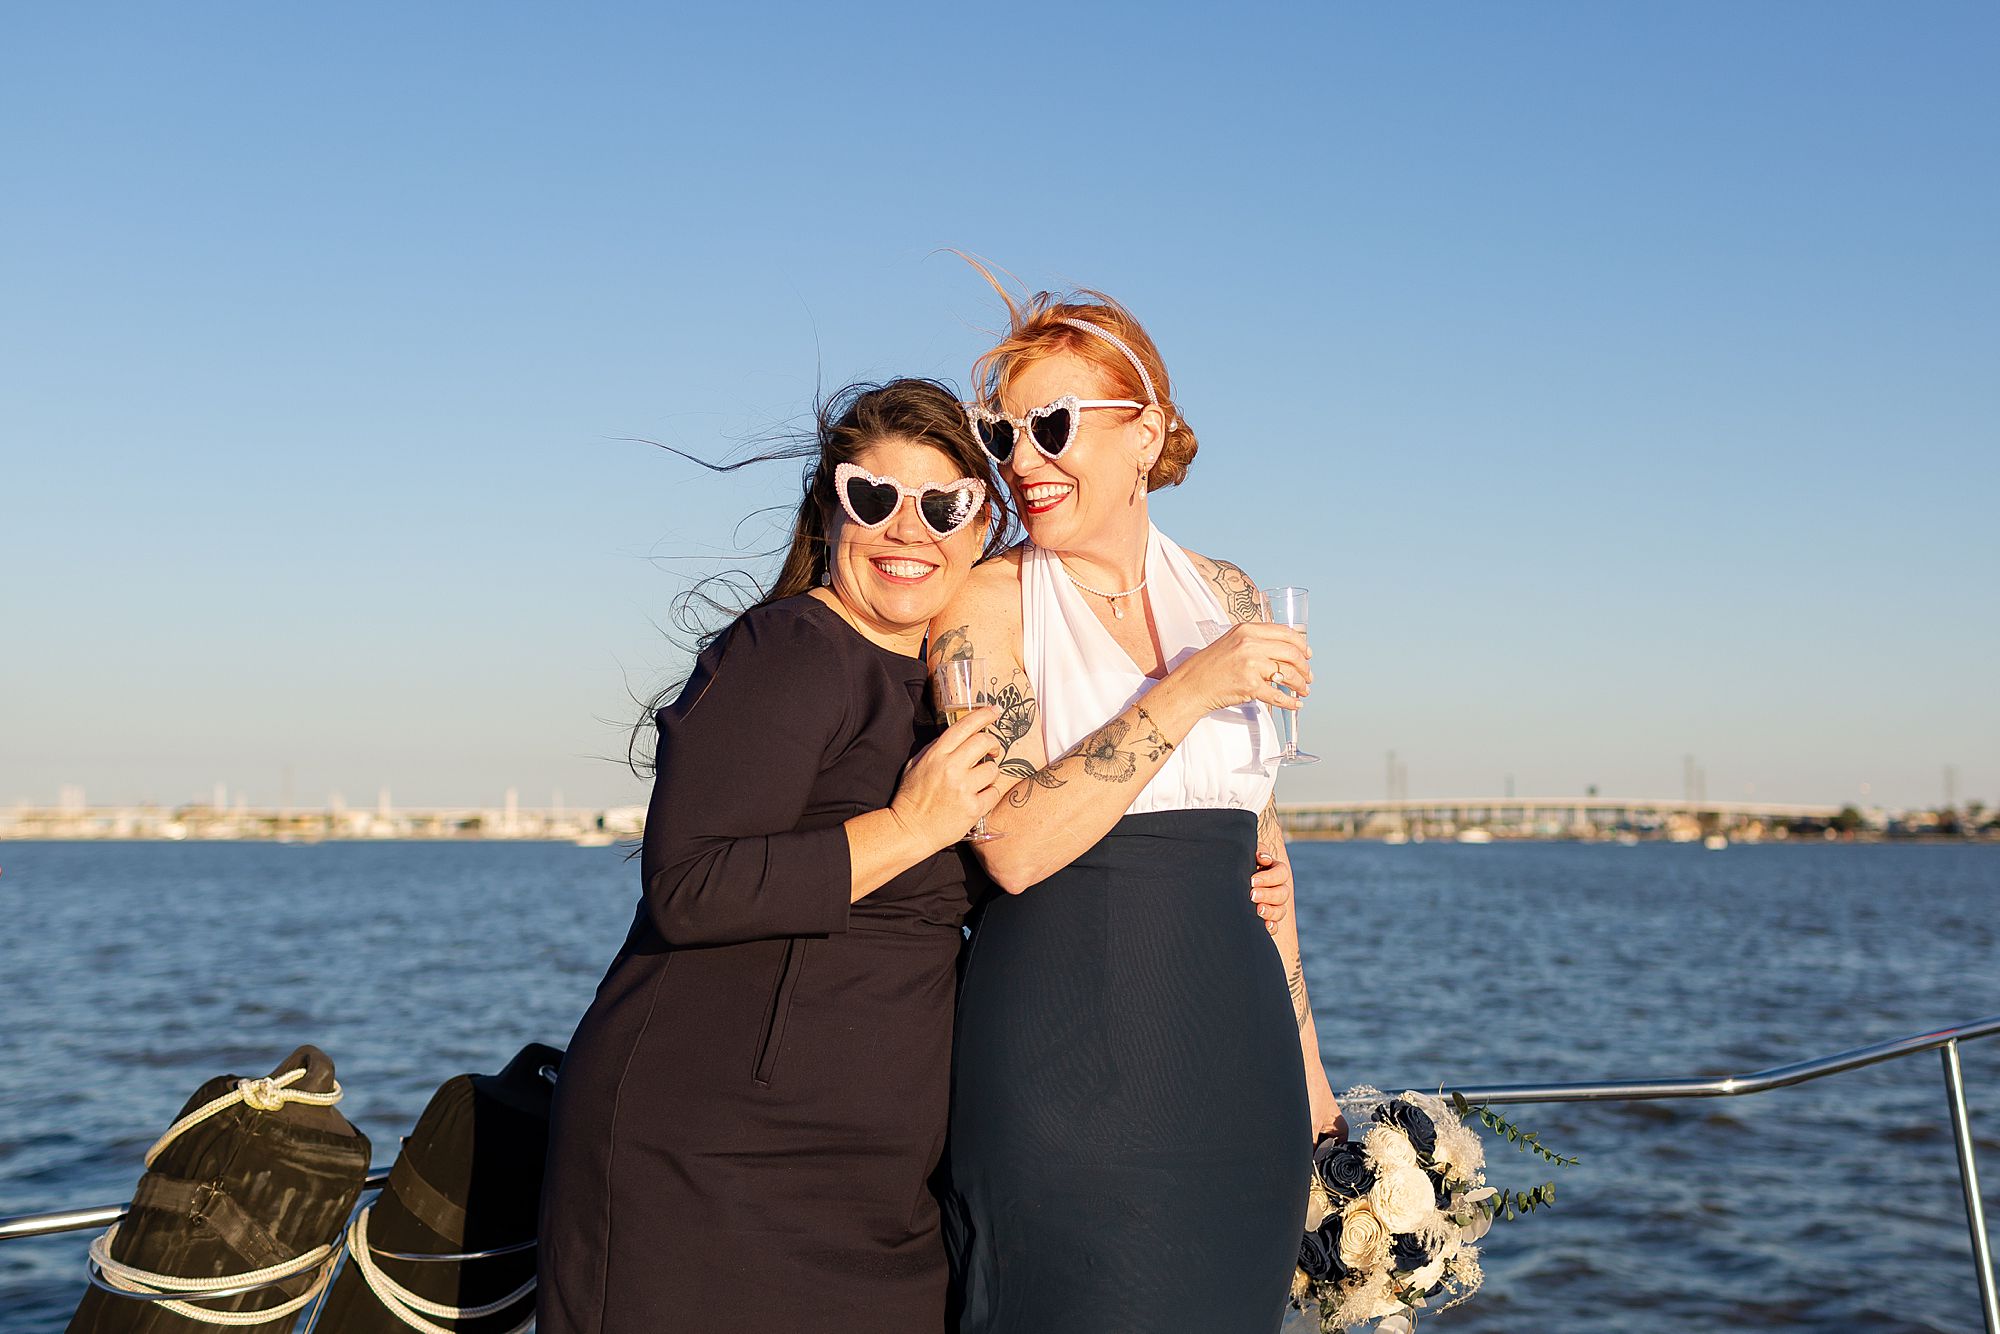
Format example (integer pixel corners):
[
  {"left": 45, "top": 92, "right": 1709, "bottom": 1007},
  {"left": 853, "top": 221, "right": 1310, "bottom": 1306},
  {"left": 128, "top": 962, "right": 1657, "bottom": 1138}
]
[
  {"left": 832, "top": 462, "right": 988, "bottom": 538},
  {"left": 962, "top": 395, "right": 1146, "bottom": 465}
]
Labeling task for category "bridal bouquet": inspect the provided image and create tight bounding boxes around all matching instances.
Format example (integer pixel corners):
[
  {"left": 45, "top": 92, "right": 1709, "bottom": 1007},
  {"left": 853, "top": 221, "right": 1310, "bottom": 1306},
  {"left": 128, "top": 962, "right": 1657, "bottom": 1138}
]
[{"left": 1290, "top": 1089, "right": 1574, "bottom": 1333}]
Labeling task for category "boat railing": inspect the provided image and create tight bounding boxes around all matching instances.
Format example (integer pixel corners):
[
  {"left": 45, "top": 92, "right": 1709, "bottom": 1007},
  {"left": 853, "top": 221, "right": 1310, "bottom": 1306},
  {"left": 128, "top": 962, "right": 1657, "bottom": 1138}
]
[
  {"left": 3, "top": 1020, "right": 1996, "bottom": 1329},
  {"left": 1396, "top": 1011, "right": 2000, "bottom": 1333}
]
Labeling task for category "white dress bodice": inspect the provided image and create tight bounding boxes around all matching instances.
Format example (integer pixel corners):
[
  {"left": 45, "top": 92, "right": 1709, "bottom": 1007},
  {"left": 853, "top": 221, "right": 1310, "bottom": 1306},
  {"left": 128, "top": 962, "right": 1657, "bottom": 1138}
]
[{"left": 1021, "top": 527, "right": 1280, "bottom": 817}]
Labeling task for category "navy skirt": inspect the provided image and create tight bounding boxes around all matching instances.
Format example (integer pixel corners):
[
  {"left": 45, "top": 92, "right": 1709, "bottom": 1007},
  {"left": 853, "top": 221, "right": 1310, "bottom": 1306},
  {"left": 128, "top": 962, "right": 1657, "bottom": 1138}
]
[{"left": 942, "top": 810, "right": 1310, "bottom": 1334}]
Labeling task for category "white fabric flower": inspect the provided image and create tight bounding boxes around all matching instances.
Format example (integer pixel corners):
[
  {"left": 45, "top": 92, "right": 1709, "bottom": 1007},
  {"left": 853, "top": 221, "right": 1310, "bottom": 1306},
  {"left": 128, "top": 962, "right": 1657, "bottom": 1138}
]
[
  {"left": 1410, "top": 1257, "right": 1447, "bottom": 1291},
  {"left": 1364, "top": 1123, "right": 1418, "bottom": 1171},
  {"left": 1304, "top": 1180, "right": 1334, "bottom": 1231},
  {"left": 1369, "top": 1164, "right": 1438, "bottom": 1233},
  {"left": 1338, "top": 1198, "right": 1392, "bottom": 1272},
  {"left": 1434, "top": 1122, "right": 1485, "bottom": 1181},
  {"left": 1351, "top": 1272, "right": 1406, "bottom": 1321}
]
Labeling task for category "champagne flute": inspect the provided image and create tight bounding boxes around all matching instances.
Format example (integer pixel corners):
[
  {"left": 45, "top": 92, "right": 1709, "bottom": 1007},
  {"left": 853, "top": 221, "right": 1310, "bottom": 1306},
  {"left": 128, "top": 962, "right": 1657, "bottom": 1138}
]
[
  {"left": 932, "top": 657, "right": 1004, "bottom": 843},
  {"left": 1264, "top": 586, "right": 1320, "bottom": 766}
]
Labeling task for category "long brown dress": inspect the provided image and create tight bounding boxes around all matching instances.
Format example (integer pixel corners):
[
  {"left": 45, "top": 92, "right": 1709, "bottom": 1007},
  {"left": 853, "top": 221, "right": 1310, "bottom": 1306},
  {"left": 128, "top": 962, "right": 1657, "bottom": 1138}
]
[{"left": 538, "top": 594, "right": 971, "bottom": 1334}]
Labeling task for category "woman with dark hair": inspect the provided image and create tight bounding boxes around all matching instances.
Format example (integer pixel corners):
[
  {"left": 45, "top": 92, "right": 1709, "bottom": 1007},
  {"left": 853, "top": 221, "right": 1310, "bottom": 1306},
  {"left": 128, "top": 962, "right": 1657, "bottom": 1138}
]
[
  {"left": 537, "top": 379, "right": 1015, "bottom": 1334},
  {"left": 933, "top": 282, "right": 1341, "bottom": 1333}
]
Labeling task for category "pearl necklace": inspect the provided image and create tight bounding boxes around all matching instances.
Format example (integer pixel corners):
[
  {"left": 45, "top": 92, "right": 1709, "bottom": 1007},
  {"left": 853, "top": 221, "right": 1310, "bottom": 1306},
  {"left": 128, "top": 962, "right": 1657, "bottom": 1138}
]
[{"left": 1061, "top": 562, "right": 1147, "bottom": 619}]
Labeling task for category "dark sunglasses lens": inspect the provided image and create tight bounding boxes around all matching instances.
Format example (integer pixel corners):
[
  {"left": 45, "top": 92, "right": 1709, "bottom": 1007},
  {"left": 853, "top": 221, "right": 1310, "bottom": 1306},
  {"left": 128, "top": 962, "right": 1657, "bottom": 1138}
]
[
  {"left": 1030, "top": 407, "right": 1073, "bottom": 456},
  {"left": 844, "top": 476, "right": 898, "bottom": 526},
  {"left": 977, "top": 418, "right": 1015, "bottom": 461},
  {"left": 919, "top": 488, "right": 975, "bottom": 536}
]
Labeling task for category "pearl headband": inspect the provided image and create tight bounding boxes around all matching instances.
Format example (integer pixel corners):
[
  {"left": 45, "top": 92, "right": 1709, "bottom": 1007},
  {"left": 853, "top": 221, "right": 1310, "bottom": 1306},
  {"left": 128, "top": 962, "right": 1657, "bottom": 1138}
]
[{"left": 1057, "top": 317, "right": 1178, "bottom": 430}]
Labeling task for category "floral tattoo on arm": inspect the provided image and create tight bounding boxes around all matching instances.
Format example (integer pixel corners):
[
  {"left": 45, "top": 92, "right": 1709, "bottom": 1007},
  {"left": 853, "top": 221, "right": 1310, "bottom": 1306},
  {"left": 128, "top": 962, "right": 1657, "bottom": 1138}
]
[
  {"left": 1004, "top": 706, "right": 1173, "bottom": 810},
  {"left": 931, "top": 623, "right": 1055, "bottom": 807}
]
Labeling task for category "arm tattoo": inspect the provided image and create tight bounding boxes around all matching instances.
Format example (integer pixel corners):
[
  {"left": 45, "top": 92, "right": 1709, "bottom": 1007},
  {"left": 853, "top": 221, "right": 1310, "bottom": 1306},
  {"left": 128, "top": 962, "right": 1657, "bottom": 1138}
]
[
  {"left": 1005, "top": 765, "right": 1066, "bottom": 809},
  {"left": 1257, "top": 797, "right": 1283, "bottom": 858},
  {"left": 1074, "top": 712, "right": 1171, "bottom": 782},
  {"left": 1079, "top": 720, "right": 1138, "bottom": 783},
  {"left": 1261, "top": 796, "right": 1307, "bottom": 1027},
  {"left": 932, "top": 623, "right": 974, "bottom": 663},
  {"left": 932, "top": 626, "right": 1040, "bottom": 776},
  {"left": 1207, "top": 558, "right": 1264, "bottom": 624},
  {"left": 1008, "top": 704, "right": 1171, "bottom": 808},
  {"left": 989, "top": 681, "right": 1038, "bottom": 759},
  {"left": 1133, "top": 710, "right": 1173, "bottom": 761},
  {"left": 1286, "top": 952, "right": 1309, "bottom": 1029}
]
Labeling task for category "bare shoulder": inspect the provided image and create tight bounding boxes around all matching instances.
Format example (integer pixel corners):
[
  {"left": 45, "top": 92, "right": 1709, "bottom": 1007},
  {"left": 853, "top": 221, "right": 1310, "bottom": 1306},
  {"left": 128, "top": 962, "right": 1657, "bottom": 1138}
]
[
  {"left": 931, "top": 544, "right": 1026, "bottom": 668},
  {"left": 1183, "top": 548, "right": 1264, "bottom": 623}
]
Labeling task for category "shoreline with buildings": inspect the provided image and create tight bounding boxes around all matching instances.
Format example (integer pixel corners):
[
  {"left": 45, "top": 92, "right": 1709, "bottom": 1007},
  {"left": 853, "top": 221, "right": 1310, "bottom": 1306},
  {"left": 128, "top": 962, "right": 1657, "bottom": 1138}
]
[{"left": 3, "top": 797, "right": 1992, "bottom": 846}]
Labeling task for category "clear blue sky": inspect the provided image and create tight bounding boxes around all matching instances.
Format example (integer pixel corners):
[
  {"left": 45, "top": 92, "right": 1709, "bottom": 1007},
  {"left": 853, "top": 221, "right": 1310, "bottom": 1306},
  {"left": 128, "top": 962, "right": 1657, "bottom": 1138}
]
[{"left": 3, "top": 3, "right": 1994, "bottom": 811}]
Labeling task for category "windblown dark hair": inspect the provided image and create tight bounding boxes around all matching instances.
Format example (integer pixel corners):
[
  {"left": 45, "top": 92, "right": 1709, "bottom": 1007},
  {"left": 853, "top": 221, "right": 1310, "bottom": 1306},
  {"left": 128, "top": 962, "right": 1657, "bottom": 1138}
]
[{"left": 628, "top": 377, "right": 1013, "bottom": 775}]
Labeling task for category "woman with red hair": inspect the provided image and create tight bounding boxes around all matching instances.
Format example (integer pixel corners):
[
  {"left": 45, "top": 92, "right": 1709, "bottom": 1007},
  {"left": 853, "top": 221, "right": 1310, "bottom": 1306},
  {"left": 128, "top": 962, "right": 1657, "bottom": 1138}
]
[{"left": 932, "top": 282, "right": 1340, "bottom": 1332}]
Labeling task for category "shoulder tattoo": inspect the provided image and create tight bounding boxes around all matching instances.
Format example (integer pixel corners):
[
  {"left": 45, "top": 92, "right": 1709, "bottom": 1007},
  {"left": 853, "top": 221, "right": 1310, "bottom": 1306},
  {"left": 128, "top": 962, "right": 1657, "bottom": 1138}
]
[
  {"left": 1206, "top": 558, "right": 1263, "bottom": 623},
  {"left": 932, "top": 623, "right": 974, "bottom": 663}
]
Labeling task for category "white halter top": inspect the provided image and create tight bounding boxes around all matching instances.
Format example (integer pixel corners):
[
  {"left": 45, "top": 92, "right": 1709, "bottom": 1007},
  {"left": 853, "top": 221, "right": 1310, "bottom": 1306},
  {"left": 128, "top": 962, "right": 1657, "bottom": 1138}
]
[{"left": 1022, "top": 526, "right": 1280, "bottom": 818}]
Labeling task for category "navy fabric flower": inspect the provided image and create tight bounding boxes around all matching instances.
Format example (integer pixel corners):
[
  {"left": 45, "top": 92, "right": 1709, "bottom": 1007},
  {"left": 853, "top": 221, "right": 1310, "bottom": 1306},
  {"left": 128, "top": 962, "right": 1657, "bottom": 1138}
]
[
  {"left": 1374, "top": 1099, "right": 1439, "bottom": 1157},
  {"left": 1314, "top": 1138, "right": 1376, "bottom": 1201},
  {"left": 1298, "top": 1218, "right": 1349, "bottom": 1282},
  {"left": 1391, "top": 1231, "right": 1435, "bottom": 1274},
  {"left": 1298, "top": 1227, "right": 1337, "bottom": 1280}
]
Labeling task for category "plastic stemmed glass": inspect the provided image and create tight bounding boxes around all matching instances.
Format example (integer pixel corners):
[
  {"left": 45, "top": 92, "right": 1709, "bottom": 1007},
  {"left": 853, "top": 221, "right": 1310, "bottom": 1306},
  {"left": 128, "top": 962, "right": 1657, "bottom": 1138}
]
[
  {"left": 931, "top": 657, "right": 1003, "bottom": 843},
  {"left": 1263, "top": 586, "right": 1320, "bottom": 766}
]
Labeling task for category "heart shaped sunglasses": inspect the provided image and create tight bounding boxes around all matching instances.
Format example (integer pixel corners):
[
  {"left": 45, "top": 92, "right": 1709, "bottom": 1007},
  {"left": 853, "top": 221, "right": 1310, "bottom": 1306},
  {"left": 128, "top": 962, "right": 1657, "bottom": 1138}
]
[
  {"left": 962, "top": 395, "right": 1145, "bottom": 465},
  {"left": 834, "top": 462, "right": 987, "bottom": 539}
]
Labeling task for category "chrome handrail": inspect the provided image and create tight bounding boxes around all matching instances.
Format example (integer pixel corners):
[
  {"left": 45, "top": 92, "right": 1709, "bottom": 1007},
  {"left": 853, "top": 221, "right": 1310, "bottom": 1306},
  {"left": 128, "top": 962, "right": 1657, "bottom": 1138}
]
[
  {"left": 0, "top": 1169, "right": 391, "bottom": 1242},
  {"left": 368, "top": 1236, "right": 537, "bottom": 1262},
  {"left": 1432, "top": 1012, "right": 2000, "bottom": 1105},
  {"left": 3, "top": 1020, "right": 1994, "bottom": 1328},
  {"left": 1403, "top": 1011, "right": 2000, "bottom": 1334}
]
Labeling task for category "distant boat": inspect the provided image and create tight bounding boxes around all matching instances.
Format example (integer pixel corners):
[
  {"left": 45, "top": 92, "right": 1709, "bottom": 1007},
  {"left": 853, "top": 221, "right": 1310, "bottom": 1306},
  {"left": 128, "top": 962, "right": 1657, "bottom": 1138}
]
[
  {"left": 1455, "top": 828, "right": 1494, "bottom": 845},
  {"left": 572, "top": 831, "right": 616, "bottom": 848},
  {"left": 1616, "top": 832, "right": 1641, "bottom": 847},
  {"left": 1382, "top": 829, "right": 1409, "bottom": 846},
  {"left": 1704, "top": 834, "right": 1729, "bottom": 851}
]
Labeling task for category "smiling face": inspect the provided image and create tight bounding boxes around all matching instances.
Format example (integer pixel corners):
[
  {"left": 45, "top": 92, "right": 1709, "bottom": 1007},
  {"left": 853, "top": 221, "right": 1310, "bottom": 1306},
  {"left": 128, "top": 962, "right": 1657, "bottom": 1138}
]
[
  {"left": 826, "top": 437, "right": 989, "bottom": 645},
  {"left": 998, "top": 351, "right": 1162, "bottom": 552}
]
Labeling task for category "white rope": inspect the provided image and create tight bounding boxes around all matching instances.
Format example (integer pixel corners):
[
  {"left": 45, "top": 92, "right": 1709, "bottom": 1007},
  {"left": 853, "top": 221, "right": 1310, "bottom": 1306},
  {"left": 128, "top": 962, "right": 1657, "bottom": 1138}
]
[
  {"left": 81, "top": 1063, "right": 350, "bottom": 1323},
  {"left": 89, "top": 1223, "right": 338, "bottom": 1325},
  {"left": 345, "top": 1205, "right": 537, "bottom": 1334},
  {"left": 145, "top": 1067, "right": 345, "bottom": 1169}
]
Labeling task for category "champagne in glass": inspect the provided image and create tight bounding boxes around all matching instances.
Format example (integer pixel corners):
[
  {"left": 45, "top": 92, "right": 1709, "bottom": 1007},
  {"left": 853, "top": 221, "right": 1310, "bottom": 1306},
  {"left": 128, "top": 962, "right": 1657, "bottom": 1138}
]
[
  {"left": 931, "top": 657, "right": 1004, "bottom": 843},
  {"left": 1264, "top": 586, "right": 1320, "bottom": 766}
]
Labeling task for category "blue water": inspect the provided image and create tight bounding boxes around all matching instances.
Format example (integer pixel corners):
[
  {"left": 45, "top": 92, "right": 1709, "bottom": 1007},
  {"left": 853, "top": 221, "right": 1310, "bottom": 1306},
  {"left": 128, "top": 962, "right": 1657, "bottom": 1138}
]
[{"left": 0, "top": 841, "right": 1994, "bottom": 1331}]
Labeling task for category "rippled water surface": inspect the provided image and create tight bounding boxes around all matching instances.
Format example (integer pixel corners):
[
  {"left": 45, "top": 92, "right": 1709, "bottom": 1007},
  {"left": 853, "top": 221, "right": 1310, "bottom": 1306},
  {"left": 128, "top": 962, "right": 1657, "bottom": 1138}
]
[{"left": 1, "top": 840, "right": 1994, "bottom": 1331}]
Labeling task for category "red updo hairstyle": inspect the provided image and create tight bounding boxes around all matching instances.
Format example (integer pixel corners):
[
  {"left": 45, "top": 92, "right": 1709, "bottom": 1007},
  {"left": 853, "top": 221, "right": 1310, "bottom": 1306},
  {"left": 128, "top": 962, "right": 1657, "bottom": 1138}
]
[{"left": 963, "top": 257, "right": 1198, "bottom": 492}]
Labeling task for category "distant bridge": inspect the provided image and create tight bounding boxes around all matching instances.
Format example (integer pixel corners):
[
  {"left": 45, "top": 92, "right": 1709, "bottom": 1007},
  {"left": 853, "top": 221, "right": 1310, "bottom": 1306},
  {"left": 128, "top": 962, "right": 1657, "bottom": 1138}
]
[{"left": 1276, "top": 796, "right": 1845, "bottom": 839}]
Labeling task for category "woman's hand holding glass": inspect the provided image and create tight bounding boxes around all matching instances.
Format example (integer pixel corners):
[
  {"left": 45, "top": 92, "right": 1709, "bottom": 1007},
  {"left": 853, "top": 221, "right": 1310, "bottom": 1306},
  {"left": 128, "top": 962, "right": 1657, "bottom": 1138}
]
[
  {"left": 1154, "top": 621, "right": 1312, "bottom": 728},
  {"left": 888, "top": 705, "right": 1007, "bottom": 853}
]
